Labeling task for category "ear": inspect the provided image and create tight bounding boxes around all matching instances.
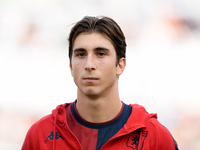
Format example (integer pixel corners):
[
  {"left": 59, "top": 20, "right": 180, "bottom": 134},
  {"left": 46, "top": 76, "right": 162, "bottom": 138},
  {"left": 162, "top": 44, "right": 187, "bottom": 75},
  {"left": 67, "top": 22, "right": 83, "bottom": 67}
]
[
  {"left": 116, "top": 57, "right": 126, "bottom": 76},
  {"left": 69, "top": 62, "right": 73, "bottom": 77}
]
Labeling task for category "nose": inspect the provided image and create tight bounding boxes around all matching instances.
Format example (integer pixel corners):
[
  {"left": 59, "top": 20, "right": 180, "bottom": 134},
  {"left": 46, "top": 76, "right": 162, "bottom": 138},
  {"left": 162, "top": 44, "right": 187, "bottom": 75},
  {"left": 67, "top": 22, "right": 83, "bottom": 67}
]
[{"left": 85, "top": 55, "right": 96, "bottom": 71}]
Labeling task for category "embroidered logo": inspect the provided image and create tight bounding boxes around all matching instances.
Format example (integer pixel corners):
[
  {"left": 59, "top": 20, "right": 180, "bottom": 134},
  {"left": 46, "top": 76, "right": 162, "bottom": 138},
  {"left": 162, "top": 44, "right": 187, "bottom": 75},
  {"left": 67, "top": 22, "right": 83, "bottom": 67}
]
[
  {"left": 126, "top": 130, "right": 148, "bottom": 150},
  {"left": 45, "top": 131, "right": 64, "bottom": 142}
]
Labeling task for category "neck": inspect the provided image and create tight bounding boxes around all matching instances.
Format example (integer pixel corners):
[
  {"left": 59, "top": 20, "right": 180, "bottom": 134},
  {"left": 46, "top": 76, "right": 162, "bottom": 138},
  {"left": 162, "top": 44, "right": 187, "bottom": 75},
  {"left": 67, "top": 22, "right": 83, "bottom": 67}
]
[{"left": 76, "top": 88, "right": 122, "bottom": 123}]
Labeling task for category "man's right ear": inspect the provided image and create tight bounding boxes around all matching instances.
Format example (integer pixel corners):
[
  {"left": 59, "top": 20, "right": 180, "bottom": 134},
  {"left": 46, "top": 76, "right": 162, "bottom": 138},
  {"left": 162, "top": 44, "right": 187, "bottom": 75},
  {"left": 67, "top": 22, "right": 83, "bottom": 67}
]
[{"left": 69, "top": 63, "right": 73, "bottom": 76}]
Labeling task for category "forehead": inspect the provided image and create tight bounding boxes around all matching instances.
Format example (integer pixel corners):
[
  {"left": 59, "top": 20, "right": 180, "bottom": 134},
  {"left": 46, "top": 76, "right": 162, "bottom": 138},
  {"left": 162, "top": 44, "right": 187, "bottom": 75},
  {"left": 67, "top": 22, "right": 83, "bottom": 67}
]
[{"left": 73, "top": 32, "right": 115, "bottom": 51}]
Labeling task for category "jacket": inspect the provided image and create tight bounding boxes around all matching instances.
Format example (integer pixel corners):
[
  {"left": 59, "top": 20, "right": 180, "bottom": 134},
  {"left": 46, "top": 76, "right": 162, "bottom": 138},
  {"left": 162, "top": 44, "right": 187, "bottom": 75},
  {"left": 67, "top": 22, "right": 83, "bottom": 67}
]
[{"left": 22, "top": 103, "right": 178, "bottom": 150}]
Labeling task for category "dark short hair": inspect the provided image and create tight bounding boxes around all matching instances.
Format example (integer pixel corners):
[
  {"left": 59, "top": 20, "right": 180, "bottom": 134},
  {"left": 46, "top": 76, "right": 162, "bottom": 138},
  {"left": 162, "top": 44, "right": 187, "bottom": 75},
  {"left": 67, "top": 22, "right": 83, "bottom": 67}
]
[{"left": 68, "top": 16, "right": 126, "bottom": 65}]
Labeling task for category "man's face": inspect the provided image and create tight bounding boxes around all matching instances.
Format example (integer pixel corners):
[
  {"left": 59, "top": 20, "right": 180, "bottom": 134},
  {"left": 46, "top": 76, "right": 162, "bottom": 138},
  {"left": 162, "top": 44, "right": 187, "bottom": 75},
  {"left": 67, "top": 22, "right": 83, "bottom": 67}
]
[{"left": 70, "top": 32, "right": 125, "bottom": 98}]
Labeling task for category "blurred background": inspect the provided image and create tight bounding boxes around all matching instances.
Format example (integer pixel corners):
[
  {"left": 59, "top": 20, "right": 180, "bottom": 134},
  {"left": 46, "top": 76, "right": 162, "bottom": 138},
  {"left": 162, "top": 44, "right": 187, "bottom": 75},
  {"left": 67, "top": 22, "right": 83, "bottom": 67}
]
[{"left": 0, "top": 0, "right": 200, "bottom": 149}]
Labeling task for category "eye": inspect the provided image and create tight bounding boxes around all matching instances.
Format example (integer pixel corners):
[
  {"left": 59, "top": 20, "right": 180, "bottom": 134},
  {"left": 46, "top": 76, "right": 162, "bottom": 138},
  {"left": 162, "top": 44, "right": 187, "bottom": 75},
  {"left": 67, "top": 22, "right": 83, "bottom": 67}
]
[
  {"left": 76, "top": 52, "right": 85, "bottom": 57},
  {"left": 97, "top": 52, "right": 106, "bottom": 57}
]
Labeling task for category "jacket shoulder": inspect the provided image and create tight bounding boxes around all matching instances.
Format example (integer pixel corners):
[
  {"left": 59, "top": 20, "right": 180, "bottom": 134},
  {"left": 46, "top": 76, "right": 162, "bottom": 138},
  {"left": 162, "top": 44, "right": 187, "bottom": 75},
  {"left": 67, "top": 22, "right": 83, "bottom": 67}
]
[
  {"left": 129, "top": 104, "right": 177, "bottom": 149},
  {"left": 21, "top": 114, "right": 54, "bottom": 150},
  {"left": 24, "top": 103, "right": 71, "bottom": 140},
  {"left": 128, "top": 104, "right": 157, "bottom": 125},
  {"left": 146, "top": 116, "right": 177, "bottom": 149},
  {"left": 28, "top": 114, "right": 54, "bottom": 133}
]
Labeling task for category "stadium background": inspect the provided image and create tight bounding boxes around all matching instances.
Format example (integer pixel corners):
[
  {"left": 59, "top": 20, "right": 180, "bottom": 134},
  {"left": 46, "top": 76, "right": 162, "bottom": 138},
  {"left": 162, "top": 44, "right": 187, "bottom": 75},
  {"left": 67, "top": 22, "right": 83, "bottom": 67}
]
[{"left": 0, "top": 0, "right": 200, "bottom": 149}]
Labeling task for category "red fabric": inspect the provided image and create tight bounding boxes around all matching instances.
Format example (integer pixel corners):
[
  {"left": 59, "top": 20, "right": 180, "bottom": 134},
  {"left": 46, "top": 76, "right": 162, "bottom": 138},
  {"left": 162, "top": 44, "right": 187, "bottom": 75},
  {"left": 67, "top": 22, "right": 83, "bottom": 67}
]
[
  {"left": 22, "top": 103, "right": 177, "bottom": 150},
  {"left": 66, "top": 105, "right": 98, "bottom": 150}
]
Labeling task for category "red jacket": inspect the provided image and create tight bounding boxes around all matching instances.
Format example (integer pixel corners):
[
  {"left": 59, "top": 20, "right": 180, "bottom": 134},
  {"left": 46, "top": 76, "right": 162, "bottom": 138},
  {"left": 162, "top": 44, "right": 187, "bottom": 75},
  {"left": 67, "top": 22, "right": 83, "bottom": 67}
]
[{"left": 22, "top": 103, "right": 178, "bottom": 150}]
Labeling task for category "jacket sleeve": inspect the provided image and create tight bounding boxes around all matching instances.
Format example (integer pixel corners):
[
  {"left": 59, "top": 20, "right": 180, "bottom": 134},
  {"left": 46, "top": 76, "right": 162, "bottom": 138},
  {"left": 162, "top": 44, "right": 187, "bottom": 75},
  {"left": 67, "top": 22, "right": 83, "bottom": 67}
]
[{"left": 146, "top": 117, "right": 179, "bottom": 150}]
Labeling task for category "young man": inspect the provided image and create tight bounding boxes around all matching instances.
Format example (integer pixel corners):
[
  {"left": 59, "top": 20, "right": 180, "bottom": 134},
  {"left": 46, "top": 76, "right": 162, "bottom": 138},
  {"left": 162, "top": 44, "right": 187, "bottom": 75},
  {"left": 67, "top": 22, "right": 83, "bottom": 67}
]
[{"left": 22, "top": 16, "right": 179, "bottom": 150}]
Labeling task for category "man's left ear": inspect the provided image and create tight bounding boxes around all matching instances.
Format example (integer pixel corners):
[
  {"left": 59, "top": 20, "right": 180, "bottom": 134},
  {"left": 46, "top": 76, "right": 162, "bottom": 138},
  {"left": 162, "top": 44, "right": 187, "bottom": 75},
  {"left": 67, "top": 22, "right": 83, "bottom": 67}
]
[{"left": 116, "top": 57, "right": 126, "bottom": 76}]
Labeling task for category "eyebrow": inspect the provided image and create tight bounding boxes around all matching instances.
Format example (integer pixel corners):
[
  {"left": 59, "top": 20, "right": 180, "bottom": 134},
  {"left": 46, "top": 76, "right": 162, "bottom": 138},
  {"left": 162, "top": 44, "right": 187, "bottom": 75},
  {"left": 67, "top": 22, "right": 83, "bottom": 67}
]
[
  {"left": 73, "top": 48, "right": 86, "bottom": 53},
  {"left": 73, "top": 47, "right": 110, "bottom": 53},
  {"left": 95, "top": 47, "right": 110, "bottom": 52}
]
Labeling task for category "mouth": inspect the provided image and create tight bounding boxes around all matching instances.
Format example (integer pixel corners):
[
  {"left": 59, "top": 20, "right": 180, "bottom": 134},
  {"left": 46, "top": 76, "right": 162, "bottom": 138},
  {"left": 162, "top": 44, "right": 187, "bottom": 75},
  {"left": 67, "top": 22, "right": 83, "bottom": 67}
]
[
  {"left": 83, "top": 77, "right": 99, "bottom": 80},
  {"left": 83, "top": 77, "right": 99, "bottom": 82}
]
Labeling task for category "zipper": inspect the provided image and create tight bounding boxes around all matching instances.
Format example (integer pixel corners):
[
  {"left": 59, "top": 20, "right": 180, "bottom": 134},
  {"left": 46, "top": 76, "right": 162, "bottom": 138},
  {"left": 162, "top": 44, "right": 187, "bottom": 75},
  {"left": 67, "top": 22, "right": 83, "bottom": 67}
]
[
  {"left": 57, "top": 105, "right": 83, "bottom": 150},
  {"left": 65, "top": 121, "right": 83, "bottom": 150}
]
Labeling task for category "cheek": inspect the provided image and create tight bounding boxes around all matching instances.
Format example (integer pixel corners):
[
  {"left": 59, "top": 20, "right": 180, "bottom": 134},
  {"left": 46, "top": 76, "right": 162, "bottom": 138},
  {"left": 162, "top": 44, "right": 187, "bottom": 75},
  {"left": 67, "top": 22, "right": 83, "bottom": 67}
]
[
  {"left": 71, "top": 60, "right": 81, "bottom": 73},
  {"left": 71, "top": 64, "right": 83, "bottom": 79},
  {"left": 71, "top": 70, "right": 79, "bottom": 85},
  {"left": 102, "top": 62, "right": 117, "bottom": 75}
]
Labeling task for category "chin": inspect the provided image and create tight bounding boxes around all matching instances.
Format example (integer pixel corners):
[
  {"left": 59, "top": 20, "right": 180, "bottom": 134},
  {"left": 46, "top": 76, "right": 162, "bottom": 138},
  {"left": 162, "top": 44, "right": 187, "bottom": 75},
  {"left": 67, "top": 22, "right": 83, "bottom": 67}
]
[
  {"left": 85, "top": 90, "right": 100, "bottom": 99},
  {"left": 86, "top": 90, "right": 97, "bottom": 96}
]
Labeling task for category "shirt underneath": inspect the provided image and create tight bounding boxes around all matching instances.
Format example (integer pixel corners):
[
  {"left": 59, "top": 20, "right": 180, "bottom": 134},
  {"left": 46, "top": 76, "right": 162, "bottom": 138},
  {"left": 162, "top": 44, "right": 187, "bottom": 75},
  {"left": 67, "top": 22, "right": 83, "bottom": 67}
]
[{"left": 66, "top": 101, "right": 132, "bottom": 150}]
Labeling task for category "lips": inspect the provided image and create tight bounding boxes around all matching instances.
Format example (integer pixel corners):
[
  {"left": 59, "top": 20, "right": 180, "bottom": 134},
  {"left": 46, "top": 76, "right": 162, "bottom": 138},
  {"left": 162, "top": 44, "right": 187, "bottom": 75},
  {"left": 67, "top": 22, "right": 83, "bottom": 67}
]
[
  {"left": 84, "top": 77, "right": 98, "bottom": 80},
  {"left": 83, "top": 77, "right": 99, "bottom": 82}
]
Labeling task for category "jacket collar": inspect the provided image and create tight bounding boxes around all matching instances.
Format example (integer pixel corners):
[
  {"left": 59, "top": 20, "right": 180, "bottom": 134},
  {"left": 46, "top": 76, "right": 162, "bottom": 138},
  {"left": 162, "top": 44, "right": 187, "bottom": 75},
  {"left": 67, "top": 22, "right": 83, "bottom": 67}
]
[
  {"left": 114, "top": 104, "right": 157, "bottom": 137},
  {"left": 52, "top": 103, "right": 157, "bottom": 133}
]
